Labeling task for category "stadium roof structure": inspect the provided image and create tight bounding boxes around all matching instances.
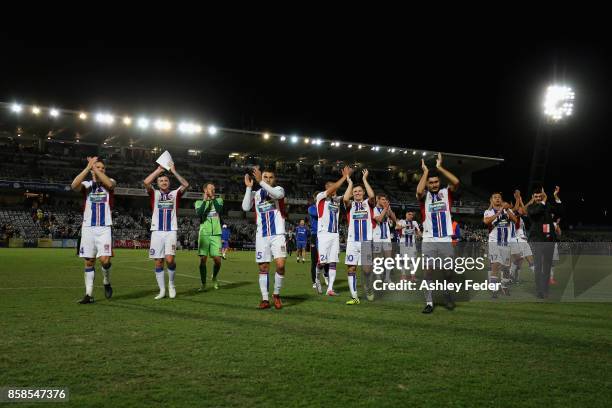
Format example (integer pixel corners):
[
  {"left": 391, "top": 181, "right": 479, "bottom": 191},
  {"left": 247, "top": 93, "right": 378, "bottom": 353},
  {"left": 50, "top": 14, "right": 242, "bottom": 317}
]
[{"left": 0, "top": 102, "right": 503, "bottom": 177}]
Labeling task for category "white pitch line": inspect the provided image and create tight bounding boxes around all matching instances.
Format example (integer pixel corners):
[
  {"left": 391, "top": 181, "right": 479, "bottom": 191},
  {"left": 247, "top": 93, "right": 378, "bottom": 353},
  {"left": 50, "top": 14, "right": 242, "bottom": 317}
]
[
  {"left": 118, "top": 264, "right": 234, "bottom": 284},
  {"left": 0, "top": 284, "right": 159, "bottom": 290}
]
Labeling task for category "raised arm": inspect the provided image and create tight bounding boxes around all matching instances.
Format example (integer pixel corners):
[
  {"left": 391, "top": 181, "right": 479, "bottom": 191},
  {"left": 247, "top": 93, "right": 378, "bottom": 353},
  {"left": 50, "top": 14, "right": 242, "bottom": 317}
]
[
  {"left": 170, "top": 164, "right": 190, "bottom": 193},
  {"left": 342, "top": 175, "right": 354, "bottom": 207},
  {"left": 325, "top": 166, "right": 351, "bottom": 197},
  {"left": 416, "top": 159, "right": 429, "bottom": 200},
  {"left": 71, "top": 156, "right": 97, "bottom": 192},
  {"left": 242, "top": 174, "right": 255, "bottom": 211},
  {"left": 252, "top": 167, "right": 285, "bottom": 200},
  {"left": 436, "top": 153, "right": 459, "bottom": 192},
  {"left": 144, "top": 166, "right": 165, "bottom": 191},
  {"left": 259, "top": 181, "right": 285, "bottom": 200},
  {"left": 91, "top": 163, "right": 116, "bottom": 191},
  {"left": 361, "top": 169, "right": 375, "bottom": 200},
  {"left": 503, "top": 203, "right": 518, "bottom": 223}
]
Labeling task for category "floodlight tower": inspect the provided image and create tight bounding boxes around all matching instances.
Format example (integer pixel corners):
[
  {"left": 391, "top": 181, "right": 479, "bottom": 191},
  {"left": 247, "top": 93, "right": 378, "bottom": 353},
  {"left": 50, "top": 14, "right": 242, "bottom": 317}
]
[{"left": 528, "top": 85, "right": 575, "bottom": 192}]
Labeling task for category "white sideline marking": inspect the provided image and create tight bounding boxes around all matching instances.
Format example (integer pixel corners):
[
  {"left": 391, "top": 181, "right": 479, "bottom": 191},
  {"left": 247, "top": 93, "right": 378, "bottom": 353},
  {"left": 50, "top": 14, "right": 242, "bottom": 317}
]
[{"left": 98, "top": 264, "right": 235, "bottom": 284}]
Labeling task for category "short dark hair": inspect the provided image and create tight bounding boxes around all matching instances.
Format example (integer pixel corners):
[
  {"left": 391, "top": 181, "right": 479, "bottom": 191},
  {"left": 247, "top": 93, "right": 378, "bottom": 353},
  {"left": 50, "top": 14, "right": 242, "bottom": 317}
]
[
  {"left": 352, "top": 184, "right": 365, "bottom": 190},
  {"left": 203, "top": 182, "right": 215, "bottom": 190},
  {"left": 426, "top": 170, "right": 440, "bottom": 180},
  {"left": 377, "top": 193, "right": 388, "bottom": 199},
  {"left": 157, "top": 173, "right": 169, "bottom": 180},
  {"left": 261, "top": 168, "right": 275, "bottom": 175}
]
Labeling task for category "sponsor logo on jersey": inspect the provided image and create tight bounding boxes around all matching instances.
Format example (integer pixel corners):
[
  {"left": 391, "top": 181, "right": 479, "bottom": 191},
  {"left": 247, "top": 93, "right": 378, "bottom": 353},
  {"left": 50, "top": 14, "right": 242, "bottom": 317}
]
[{"left": 428, "top": 200, "right": 447, "bottom": 213}]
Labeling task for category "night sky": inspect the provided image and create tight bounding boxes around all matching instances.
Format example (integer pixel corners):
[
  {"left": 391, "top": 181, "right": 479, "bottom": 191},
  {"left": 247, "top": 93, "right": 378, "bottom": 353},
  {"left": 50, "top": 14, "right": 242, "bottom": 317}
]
[{"left": 2, "top": 37, "right": 610, "bottom": 225}]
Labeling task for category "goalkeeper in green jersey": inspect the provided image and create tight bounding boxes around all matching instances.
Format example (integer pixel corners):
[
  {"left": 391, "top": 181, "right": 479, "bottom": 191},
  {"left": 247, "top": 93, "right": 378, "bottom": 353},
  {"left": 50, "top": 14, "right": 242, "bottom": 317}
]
[{"left": 195, "top": 182, "right": 224, "bottom": 290}]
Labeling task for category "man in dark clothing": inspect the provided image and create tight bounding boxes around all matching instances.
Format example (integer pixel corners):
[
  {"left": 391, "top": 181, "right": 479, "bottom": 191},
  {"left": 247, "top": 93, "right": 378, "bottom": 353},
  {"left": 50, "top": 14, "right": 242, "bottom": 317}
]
[{"left": 527, "top": 186, "right": 563, "bottom": 299}]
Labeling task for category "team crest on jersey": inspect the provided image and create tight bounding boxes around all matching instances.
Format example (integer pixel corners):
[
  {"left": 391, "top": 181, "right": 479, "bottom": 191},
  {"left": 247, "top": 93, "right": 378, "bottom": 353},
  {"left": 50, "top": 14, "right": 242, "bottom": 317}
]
[
  {"left": 171, "top": 245, "right": 176, "bottom": 251},
  {"left": 104, "top": 244, "right": 110, "bottom": 252},
  {"left": 150, "top": 248, "right": 155, "bottom": 255}
]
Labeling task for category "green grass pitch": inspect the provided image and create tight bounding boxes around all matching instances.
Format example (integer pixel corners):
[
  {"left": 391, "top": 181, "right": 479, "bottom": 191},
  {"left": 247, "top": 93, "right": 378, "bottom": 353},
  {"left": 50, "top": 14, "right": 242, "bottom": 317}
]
[{"left": 1, "top": 248, "right": 611, "bottom": 407}]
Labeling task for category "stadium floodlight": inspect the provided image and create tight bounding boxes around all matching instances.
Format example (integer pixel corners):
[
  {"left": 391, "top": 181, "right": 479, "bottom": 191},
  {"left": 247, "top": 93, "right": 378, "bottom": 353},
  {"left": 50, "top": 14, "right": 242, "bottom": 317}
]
[
  {"left": 154, "top": 119, "right": 172, "bottom": 131},
  {"left": 79, "top": 112, "right": 88, "bottom": 120},
  {"left": 208, "top": 125, "right": 218, "bottom": 135},
  {"left": 179, "top": 122, "right": 201, "bottom": 134},
  {"left": 314, "top": 138, "right": 321, "bottom": 145},
  {"left": 11, "top": 104, "right": 22, "bottom": 113},
  {"left": 334, "top": 141, "right": 340, "bottom": 147},
  {"left": 543, "top": 85, "right": 575, "bottom": 121},
  {"left": 413, "top": 150, "right": 416, "bottom": 155},
  {"left": 348, "top": 144, "right": 353, "bottom": 148},
  {"left": 280, "top": 135, "right": 286, "bottom": 141},
  {"left": 291, "top": 135, "right": 298, "bottom": 143},
  {"left": 391, "top": 148, "right": 396, "bottom": 153},
  {"left": 422, "top": 151, "right": 427, "bottom": 156},
  {"left": 31, "top": 106, "right": 41, "bottom": 115},
  {"left": 304, "top": 138, "right": 310, "bottom": 144},
  {"left": 49, "top": 108, "right": 59, "bottom": 117},
  {"left": 137, "top": 118, "right": 150, "bottom": 129},
  {"left": 263, "top": 132, "right": 270, "bottom": 140},
  {"left": 96, "top": 113, "right": 114, "bottom": 125},
  {"left": 123, "top": 116, "right": 132, "bottom": 126},
  {"left": 358, "top": 145, "right": 363, "bottom": 149}
]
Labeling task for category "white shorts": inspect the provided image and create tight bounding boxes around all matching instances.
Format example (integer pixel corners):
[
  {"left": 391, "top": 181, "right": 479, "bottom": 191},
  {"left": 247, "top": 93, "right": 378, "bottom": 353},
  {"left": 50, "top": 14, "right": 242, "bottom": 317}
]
[
  {"left": 373, "top": 240, "right": 392, "bottom": 254},
  {"left": 553, "top": 243, "right": 559, "bottom": 261},
  {"left": 510, "top": 239, "right": 533, "bottom": 258},
  {"left": 256, "top": 234, "right": 287, "bottom": 263},
  {"left": 488, "top": 242, "right": 511, "bottom": 266},
  {"left": 317, "top": 232, "right": 340, "bottom": 264},
  {"left": 79, "top": 226, "right": 112, "bottom": 258},
  {"left": 345, "top": 241, "right": 373, "bottom": 266},
  {"left": 149, "top": 230, "right": 177, "bottom": 258}
]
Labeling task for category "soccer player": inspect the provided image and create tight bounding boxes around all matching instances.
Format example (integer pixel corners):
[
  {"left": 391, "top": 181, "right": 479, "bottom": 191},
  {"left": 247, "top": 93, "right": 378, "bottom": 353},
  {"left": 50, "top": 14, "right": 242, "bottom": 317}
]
[
  {"left": 550, "top": 186, "right": 563, "bottom": 286},
  {"left": 286, "top": 228, "right": 295, "bottom": 258},
  {"left": 195, "top": 182, "right": 224, "bottom": 291},
  {"left": 71, "top": 156, "right": 116, "bottom": 304},
  {"left": 242, "top": 167, "right": 287, "bottom": 309},
  {"left": 396, "top": 211, "right": 421, "bottom": 281},
  {"left": 144, "top": 164, "right": 189, "bottom": 299},
  {"left": 484, "top": 193, "right": 518, "bottom": 297},
  {"left": 372, "top": 194, "right": 397, "bottom": 283},
  {"left": 343, "top": 169, "right": 376, "bottom": 305},
  {"left": 221, "top": 224, "right": 231, "bottom": 259},
  {"left": 316, "top": 166, "right": 352, "bottom": 296},
  {"left": 416, "top": 153, "right": 460, "bottom": 313},
  {"left": 295, "top": 219, "right": 308, "bottom": 263},
  {"left": 509, "top": 190, "right": 535, "bottom": 283}
]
